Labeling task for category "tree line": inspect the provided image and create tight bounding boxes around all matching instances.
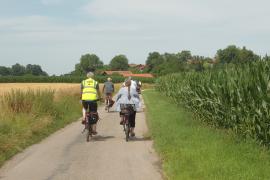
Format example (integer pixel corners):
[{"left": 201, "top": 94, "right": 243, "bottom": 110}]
[
  {"left": 69, "top": 45, "right": 270, "bottom": 77},
  {"left": 0, "top": 63, "right": 48, "bottom": 76},
  {"left": 145, "top": 45, "right": 270, "bottom": 76},
  {"left": 1, "top": 45, "right": 269, "bottom": 78},
  {"left": 70, "top": 54, "right": 130, "bottom": 76}
]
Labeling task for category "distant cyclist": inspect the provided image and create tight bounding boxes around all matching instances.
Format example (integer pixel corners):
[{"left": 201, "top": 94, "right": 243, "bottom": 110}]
[
  {"left": 115, "top": 79, "right": 141, "bottom": 137},
  {"left": 81, "top": 72, "right": 102, "bottom": 134},
  {"left": 102, "top": 77, "right": 115, "bottom": 110}
]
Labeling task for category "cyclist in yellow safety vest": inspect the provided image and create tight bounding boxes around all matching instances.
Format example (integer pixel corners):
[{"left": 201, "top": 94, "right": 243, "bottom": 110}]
[{"left": 81, "top": 72, "right": 102, "bottom": 134}]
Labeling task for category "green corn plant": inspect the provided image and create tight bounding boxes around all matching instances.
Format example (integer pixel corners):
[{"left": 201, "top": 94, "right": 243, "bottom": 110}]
[{"left": 156, "top": 61, "right": 270, "bottom": 146}]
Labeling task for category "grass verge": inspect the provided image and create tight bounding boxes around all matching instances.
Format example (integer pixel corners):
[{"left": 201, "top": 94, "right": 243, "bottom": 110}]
[
  {"left": 0, "top": 89, "right": 81, "bottom": 167},
  {"left": 143, "top": 90, "right": 270, "bottom": 180}
]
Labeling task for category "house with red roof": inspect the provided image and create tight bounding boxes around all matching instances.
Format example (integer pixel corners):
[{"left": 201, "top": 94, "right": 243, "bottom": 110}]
[
  {"left": 122, "top": 73, "right": 154, "bottom": 78},
  {"left": 101, "top": 70, "right": 154, "bottom": 78},
  {"left": 102, "top": 71, "right": 132, "bottom": 76}
]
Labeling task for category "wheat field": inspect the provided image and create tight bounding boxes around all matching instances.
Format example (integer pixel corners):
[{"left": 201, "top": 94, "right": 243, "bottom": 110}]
[{"left": 0, "top": 83, "right": 81, "bottom": 94}]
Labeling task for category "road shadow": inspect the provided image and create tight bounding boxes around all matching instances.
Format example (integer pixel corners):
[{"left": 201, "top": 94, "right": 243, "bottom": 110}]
[
  {"left": 128, "top": 136, "right": 152, "bottom": 142},
  {"left": 105, "top": 110, "right": 118, "bottom": 113},
  {"left": 91, "top": 135, "right": 115, "bottom": 141}
]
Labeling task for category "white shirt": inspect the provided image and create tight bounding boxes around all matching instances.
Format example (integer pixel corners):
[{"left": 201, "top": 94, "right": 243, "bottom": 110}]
[{"left": 115, "top": 86, "right": 141, "bottom": 111}]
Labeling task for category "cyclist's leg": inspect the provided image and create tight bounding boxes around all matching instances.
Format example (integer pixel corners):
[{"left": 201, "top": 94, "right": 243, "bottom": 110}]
[
  {"left": 129, "top": 111, "right": 136, "bottom": 136},
  {"left": 82, "top": 101, "right": 89, "bottom": 124},
  {"left": 108, "top": 93, "right": 114, "bottom": 106},
  {"left": 105, "top": 93, "right": 109, "bottom": 110},
  {"left": 119, "top": 104, "right": 125, "bottom": 124},
  {"left": 105, "top": 94, "right": 108, "bottom": 104},
  {"left": 106, "top": 93, "right": 109, "bottom": 107},
  {"left": 120, "top": 112, "right": 124, "bottom": 125}
]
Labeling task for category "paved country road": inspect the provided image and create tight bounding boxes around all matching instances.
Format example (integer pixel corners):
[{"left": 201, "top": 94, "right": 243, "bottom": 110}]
[{"left": 0, "top": 98, "right": 163, "bottom": 180}]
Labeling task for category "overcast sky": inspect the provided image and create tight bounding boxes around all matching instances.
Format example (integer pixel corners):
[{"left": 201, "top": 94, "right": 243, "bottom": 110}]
[{"left": 0, "top": 0, "right": 269, "bottom": 75}]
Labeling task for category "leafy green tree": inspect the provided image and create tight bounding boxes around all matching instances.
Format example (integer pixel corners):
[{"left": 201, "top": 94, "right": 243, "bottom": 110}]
[
  {"left": 0, "top": 66, "right": 11, "bottom": 76},
  {"left": 216, "top": 45, "right": 259, "bottom": 64},
  {"left": 26, "top": 64, "right": 48, "bottom": 76},
  {"left": 177, "top": 50, "right": 192, "bottom": 62},
  {"left": 71, "top": 63, "right": 84, "bottom": 76},
  {"left": 11, "top": 63, "right": 26, "bottom": 76},
  {"left": 240, "top": 46, "right": 260, "bottom": 62},
  {"left": 110, "top": 55, "right": 129, "bottom": 70},
  {"left": 146, "top": 52, "right": 164, "bottom": 72},
  {"left": 216, "top": 45, "right": 239, "bottom": 64},
  {"left": 80, "top": 54, "right": 103, "bottom": 72}
]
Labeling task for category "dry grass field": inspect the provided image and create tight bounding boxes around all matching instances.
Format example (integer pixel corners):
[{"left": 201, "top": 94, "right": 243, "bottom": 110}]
[
  {"left": 0, "top": 83, "right": 81, "bottom": 95},
  {"left": 0, "top": 83, "right": 84, "bottom": 167},
  {"left": 0, "top": 82, "right": 154, "bottom": 94}
]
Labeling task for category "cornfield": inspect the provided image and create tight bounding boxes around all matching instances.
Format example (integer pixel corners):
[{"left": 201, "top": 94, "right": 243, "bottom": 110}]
[{"left": 156, "top": 61, "right": 270, "bottom": 145}]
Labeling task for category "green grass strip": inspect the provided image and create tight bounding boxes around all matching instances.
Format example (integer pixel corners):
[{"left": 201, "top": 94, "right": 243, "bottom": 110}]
[{"left": 143, "top": 90, "right": 270, "bottom": 180}]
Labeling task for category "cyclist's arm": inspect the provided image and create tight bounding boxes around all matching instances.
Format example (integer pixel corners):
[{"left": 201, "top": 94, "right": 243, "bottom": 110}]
[
  {"left": 96, "top": 83, "right": 102, "bottom": 100},
  {"left": 102, "top": 84, "right": 105, "bottom": 93},
  {"left": 116, "top": 88, "right": 123, "bottom": 101},
  {"left": 80, "top": 83, "right": 83, "bottom": 99}
]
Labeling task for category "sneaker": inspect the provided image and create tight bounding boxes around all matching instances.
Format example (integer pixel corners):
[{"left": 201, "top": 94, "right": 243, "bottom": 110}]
[
  {"left": 120, "top": 120, "right": 124, "bottom": 125},
  {"left": 81, "top": 120, "right": 86, "bottom": 124},
  {"left": 92, "top": 131, "right": 98, "bottom": 135},
  {"left": 130, "top": 132, "right": 135, "bottom": 137}
]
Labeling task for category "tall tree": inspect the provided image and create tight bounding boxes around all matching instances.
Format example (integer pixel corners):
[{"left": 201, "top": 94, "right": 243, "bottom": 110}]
[
  {"left": 146, "top": 52, "right": 164, "bottom": 72},
  {"left": 26, "top": 64, "right": 47, "bottom": 76},
  {"left": 11, "top": 63, "right": 26, "bottom": 76},
  {"left": 177, "top": 50, "right": 192, "bottom": 62},
  {"left": 0, "top": 66, "right": 11, "bottom": 76},
  {"left": 110, "top": 55, "right": 129, "bottom": 70},
  {"left": 216, "top": 45, "right": 259, "bottom": 64},
  {"left": 79, "top": 54, "right": 103, "bottom": 72}
]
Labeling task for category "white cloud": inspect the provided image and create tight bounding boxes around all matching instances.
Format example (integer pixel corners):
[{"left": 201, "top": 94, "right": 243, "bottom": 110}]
[
  {"left": 83, "top": 0, "right": 212, "bottom": 22},
  {"left": 0, "top": 15, "right": 142, "bottom": 43},
  {"left": 82, "top": 0, "right": 270, "bottom": 25},
  {"left": 1, "top": 0, "right": 270, "bottom": 75}
]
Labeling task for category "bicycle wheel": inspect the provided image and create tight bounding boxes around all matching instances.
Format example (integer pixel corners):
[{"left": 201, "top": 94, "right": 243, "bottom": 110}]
[
  {"left": 124, "top": 116, "right": 130, "bottom": 142},
  {"left": 86, "top": 124, "right": 92, "bottom": 142}
]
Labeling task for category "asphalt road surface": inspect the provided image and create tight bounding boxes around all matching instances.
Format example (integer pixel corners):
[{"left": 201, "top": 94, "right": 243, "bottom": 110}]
[{"left": 0, "top": 99, "right": 163, "bottom": 180}]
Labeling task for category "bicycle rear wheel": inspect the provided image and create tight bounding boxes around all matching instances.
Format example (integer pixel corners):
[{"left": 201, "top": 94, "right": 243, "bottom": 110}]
[
  {"left": 124, "top": 116, "right": 130, "bottom": 142},
  {"left": 86, "top": 124, "right": 92, "bottom": 142}
]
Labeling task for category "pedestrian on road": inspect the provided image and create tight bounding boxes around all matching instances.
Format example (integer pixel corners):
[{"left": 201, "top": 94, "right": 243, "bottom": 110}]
[{"left": 81, "top": 71, "right": 102, "bottom": 134}]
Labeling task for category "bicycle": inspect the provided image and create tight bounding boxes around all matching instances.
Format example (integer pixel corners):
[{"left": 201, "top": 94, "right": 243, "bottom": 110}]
[
  {"left": 82, "top": 112, "right": 99, "bottom": 142},
  {"left": 105, "top": 93, "right": 114, "bottom": 112},
  {"left": 120, "top": 104, "right": 135, "bottom": 142}
]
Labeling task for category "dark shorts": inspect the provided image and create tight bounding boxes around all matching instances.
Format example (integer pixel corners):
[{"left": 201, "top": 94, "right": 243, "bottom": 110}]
[
  {"left": 82, "top": 100, "right": 98, "bottom": 112},
  {"left": 105, "top": 92, "right": 112, "bottom": 97}
]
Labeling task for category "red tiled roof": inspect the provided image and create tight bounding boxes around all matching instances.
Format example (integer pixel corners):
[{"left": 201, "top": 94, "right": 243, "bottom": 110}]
[
  {"left": 104, "top": 71, "right": 132, "bottom": 75},
  {"left": 122, "top": 73, "right": 154, "bottom": 78}
]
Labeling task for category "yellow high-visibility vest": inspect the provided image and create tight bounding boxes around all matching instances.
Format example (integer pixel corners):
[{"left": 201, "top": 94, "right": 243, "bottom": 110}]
[{"left": 81, "top": 78, "right": 98, "bottom": 101}]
